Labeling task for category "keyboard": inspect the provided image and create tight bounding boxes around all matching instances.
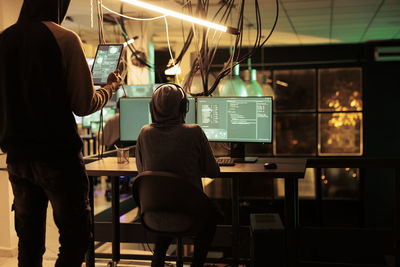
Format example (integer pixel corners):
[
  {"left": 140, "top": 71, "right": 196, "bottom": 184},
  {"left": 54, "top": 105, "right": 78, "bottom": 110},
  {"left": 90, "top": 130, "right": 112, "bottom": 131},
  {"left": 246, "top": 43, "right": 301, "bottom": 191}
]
[{"left": 216, "top": 157, "right": 235, "bottom": 166}]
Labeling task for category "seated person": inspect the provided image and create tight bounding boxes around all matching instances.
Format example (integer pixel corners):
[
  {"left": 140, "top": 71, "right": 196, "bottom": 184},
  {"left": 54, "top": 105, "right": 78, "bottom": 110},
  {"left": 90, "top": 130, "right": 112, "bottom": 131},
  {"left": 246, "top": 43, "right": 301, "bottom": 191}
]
[{"left": 135, "top": 84, "right": 220, "bottom": 267}]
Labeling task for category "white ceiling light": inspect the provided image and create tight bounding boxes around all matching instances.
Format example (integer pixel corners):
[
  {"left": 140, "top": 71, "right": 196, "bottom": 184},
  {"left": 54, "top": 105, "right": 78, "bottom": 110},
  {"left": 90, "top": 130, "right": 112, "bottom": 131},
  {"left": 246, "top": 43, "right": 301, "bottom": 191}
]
[
  {"left": 123, "top": 38, "right": 136, "bottom": 47},
  {"left": 165, "top": 64, "right": 182, "bottom": 75},
  {"left": 121, "top": 0, "right": 238, "bottom": 35}
]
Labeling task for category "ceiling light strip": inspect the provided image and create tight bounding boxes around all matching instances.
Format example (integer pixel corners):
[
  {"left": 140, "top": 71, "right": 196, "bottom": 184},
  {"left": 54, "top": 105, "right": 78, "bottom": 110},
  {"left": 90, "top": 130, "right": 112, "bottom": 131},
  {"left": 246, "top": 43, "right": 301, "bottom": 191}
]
[
  {"left": 102, "top": 4, "right": 165, "bottom": 21},
  {"left": 121, "top": 0, "right": 238, "bottom": 34}
]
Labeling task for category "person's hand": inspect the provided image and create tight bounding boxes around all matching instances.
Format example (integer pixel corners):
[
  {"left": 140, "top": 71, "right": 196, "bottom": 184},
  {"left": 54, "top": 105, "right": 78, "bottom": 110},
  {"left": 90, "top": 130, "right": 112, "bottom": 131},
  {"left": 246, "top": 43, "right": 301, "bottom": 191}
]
[{"left": 106, "top": 70, "right": 122, "bottom": 92}]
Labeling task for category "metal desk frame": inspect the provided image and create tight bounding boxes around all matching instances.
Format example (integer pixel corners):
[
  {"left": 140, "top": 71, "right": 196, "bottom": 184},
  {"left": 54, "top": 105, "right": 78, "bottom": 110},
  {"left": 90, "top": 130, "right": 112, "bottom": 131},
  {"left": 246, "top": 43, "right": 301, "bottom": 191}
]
[{"left": 85, "top": 157, "right": 306, "bottom": 267}]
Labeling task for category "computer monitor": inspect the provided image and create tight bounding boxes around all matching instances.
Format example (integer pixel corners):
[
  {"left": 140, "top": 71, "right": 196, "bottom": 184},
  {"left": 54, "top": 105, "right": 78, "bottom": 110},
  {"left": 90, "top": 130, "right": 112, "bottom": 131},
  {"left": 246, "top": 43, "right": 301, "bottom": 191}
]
[
  {"left": 120, "top": 97, "right": 196, "bottom": 141},
  {"left": 115, "top": 85, "right": 155, "bottom": 100},
  {"left": 82, "top": 111, "right": 99, "bottom": 129},
  {"left": 197, "top": 96, "right": 273, "bottom": 161},
  {"left": 81, "top": 106, "right": 116, "bottom": 130}
]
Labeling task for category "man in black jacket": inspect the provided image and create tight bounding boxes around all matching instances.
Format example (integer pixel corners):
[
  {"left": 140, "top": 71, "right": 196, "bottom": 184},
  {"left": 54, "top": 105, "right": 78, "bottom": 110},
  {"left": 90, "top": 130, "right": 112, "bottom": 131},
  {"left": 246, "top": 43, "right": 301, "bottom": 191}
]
[{"left": 0, "top": 0, "right": 121, "bottom": 266}]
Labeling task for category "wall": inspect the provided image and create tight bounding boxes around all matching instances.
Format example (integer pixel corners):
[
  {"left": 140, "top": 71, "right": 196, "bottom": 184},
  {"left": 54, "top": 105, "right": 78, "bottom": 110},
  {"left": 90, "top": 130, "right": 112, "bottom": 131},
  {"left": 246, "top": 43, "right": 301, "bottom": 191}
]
[
  {"left": 0, "top": 0, "right": 23, "bottom": 31},
  {"left": 0, "top": 0, "right": 23, "bottom": 256},
  {"left": 363, "top": 42, "right": 400, "bottom": 227}
]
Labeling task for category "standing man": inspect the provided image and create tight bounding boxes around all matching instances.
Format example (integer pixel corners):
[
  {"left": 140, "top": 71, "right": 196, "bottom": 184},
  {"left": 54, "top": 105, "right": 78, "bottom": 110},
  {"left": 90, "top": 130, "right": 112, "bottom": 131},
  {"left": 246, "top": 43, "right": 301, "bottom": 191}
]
[{"left": 0, "top": 0, "right": 121, "bottom": 266}]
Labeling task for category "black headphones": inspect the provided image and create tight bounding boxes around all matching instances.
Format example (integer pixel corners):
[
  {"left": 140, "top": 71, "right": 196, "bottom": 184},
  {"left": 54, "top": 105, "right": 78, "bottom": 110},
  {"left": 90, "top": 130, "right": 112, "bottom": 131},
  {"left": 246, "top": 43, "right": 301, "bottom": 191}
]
[{"left": 153, "top": 83, "right": 189, "bottom": 114}]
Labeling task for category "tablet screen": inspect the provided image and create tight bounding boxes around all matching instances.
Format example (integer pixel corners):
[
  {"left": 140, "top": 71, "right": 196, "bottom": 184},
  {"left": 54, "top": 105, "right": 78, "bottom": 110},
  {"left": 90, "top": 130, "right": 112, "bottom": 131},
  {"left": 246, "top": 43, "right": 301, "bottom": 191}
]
[{"left": 91, "top": 44, "right": 123, "bottom": 85}]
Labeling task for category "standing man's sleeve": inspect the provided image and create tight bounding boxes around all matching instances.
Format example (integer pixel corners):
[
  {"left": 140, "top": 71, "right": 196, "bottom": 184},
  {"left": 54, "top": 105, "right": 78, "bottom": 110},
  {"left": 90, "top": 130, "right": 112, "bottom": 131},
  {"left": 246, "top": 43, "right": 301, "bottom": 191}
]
[
  {"left": 64, "top": 31, "right": 113, "bottom": 116},
  {"left": 42, "top": 22, "right": 114, "bottom": 116}
]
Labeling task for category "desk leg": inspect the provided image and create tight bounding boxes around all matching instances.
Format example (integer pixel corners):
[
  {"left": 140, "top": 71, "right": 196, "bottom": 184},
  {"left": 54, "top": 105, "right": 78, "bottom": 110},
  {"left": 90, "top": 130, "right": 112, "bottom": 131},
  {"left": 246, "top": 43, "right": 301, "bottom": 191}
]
[
  {"left": 112, "top": 176, "right": 120, "bottom": 263},
  {"left": 93, "top": 138, "right": 97, "bottom": 155},
  {"left": 85, "top": 176, "right": 95, "bottom": 267},
  {"left": 284, "top": 178, "right": 299, "bottom": 267},
  {"left": 87, "top": 141, "right": 91, "bottom": 156},
  {"left": 231, "top": 178, "right": 239, "bottom": 267}
]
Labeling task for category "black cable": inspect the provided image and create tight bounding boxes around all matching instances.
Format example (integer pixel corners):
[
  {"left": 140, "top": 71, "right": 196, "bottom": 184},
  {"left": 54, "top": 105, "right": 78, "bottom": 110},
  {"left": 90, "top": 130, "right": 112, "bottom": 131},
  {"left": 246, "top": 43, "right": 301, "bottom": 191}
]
[
  {"left": 203, "top": 0, "right": 279, "bottom": 96},
  {"left": 117, "top": 4, "right": 152, "bottom": 68},
  {"left": 97, "top": 108, "right": 104, "bottom": 159}
]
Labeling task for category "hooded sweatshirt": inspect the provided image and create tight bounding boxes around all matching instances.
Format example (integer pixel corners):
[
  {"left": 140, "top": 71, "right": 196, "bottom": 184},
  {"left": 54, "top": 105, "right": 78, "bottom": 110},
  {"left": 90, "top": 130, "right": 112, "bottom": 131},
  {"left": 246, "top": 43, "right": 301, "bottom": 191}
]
[
  {"left": 135, "top": 84, "right": 220, "bottom": 190},
  {"left": 0, "top": 0, "right": 113, "bottom": 163}
]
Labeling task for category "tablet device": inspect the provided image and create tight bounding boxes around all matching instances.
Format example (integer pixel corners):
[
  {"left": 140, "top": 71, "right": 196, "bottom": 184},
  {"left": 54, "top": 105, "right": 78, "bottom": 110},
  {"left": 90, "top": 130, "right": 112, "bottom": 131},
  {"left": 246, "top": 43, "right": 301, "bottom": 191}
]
[{"left": 91, "top": 44, "right": 124, "bottom": 85}]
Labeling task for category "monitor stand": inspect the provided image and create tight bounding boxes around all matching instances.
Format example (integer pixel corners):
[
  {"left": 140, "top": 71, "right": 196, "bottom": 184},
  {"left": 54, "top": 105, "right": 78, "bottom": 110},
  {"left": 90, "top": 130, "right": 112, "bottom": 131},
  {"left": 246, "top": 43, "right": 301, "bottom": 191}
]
[{"left": 230, "top": 142, "right": 258, "bottom": 163}]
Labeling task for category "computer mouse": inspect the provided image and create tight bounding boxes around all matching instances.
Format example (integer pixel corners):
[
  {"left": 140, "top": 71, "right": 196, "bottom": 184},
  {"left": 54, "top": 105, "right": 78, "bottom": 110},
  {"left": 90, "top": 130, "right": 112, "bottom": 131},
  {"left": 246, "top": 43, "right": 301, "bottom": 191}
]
[{"left": 264, "top": 162, "right": 277, "bottom": 169}]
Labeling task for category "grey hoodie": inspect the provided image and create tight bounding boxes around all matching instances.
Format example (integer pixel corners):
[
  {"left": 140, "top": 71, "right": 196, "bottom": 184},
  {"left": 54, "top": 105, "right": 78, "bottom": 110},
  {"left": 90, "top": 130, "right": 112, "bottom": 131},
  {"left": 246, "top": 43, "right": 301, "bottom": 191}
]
[{"left": 135, "top": 84, "right": 219, "bottom": 189}]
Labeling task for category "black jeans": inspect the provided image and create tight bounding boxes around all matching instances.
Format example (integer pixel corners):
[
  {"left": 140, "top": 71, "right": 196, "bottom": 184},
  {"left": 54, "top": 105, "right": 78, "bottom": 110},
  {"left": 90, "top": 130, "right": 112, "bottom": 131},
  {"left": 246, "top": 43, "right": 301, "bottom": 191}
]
[
  {"left": 151, "top": 216, "right": 216, "bottom": 267},
  {"left": 7, "top": 154, "right": 91, "bottom": 267}
]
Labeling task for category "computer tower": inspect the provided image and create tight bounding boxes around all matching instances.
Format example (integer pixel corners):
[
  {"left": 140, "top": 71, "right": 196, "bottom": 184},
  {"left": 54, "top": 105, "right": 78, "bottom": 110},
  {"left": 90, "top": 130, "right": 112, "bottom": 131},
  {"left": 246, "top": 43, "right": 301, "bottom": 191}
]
[{"left": 250, "top": 213, "right": 285, "bottom": 267}]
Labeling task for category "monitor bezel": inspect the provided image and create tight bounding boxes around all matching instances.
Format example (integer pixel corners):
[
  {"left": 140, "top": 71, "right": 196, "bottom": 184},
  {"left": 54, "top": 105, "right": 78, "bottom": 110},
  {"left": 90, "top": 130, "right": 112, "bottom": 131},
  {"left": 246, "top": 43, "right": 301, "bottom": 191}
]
[{"left": 196, "top": 96, "right": 274, "bottom": 143}]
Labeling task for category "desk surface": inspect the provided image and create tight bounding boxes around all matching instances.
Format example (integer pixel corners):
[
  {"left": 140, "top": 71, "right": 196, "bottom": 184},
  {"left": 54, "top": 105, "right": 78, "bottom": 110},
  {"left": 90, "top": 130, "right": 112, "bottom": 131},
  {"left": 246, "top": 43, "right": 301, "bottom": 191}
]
[{"left": 85, "top": 157, "right": 306, "bottom": 179}]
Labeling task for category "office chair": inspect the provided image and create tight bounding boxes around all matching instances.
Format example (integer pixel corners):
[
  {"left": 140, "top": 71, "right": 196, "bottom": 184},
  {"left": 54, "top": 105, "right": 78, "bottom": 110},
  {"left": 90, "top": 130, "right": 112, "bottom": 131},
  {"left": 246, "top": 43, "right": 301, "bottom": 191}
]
[{"left": 132, "top": 171, "right": 216, "bottom": 267}]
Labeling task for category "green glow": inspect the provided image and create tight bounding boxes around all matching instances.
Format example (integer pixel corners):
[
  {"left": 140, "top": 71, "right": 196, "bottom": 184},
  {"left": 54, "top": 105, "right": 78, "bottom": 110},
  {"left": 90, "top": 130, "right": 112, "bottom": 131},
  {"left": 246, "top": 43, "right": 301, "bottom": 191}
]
[
  {"left": 217, "top": 64, "right": 247, "bottom": 96},
  {"left": 245, "top": 69, "right": 263, "bottom": 96}
]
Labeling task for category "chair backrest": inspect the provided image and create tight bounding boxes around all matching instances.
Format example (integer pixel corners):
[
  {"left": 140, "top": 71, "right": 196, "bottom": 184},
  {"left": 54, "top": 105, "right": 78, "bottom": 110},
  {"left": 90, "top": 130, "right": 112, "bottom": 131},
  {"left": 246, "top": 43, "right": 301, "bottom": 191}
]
[{"left": 132, "top": 171, "right": 215, "bottom": 236}]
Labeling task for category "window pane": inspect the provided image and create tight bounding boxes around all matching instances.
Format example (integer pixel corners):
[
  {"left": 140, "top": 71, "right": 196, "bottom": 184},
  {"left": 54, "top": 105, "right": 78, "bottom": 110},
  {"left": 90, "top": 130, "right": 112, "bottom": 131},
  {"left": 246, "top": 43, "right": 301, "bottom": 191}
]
[
  {"left": 275, "top": 168, "right": 316, "bottom": 199},
  {"left": 319, "top": 68, "right": 362, "bottom": 111},
  {"left": 273, "top": 69, "right": 316, "bottom": 111},
  {"left": 274, "top": 113, "right": 316, "bottom": 156},
  {"left": 319, "top": 112, "right": 362, "bottom": 155},
  {"left": 321, "top": 168, "right": 360, "bottom": 200}
]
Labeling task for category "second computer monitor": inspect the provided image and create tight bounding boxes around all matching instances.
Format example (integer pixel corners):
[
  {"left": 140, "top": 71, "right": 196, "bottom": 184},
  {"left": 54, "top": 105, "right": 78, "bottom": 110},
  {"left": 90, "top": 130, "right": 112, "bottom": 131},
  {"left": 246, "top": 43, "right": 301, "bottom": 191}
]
[
  {"left": 120, "top": 97, "right": 196, "bottom": 142},
  {"left": 81, "top": 106, "right": 116, "bottom": 129},
  {"left": 197, "top": 97, "right": 273, "bottom": 143}
]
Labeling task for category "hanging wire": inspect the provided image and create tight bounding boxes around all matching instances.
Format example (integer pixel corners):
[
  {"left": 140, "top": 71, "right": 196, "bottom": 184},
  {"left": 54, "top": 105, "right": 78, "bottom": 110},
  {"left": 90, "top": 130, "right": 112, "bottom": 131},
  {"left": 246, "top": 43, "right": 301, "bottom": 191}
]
[
  {"left": 164, "top": 16, "right": 180, "bottom": 84},
  {"left": 96, "top": 0, "right": 106, "bottom": 159},
  {"left": 95, "top": 0, "right": 280, "bottom": 97},
  {"left": 90, "top": 0, "right": 94, "bottom": 28}
]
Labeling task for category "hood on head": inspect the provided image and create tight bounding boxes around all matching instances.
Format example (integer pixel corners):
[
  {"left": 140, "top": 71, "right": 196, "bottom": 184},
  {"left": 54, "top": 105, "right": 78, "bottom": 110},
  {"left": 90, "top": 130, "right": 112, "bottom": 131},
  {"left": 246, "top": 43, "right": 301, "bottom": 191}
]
[
  {"left": 150, "top": 84, "right": 186, "bottom": 125},
  {"left": 18, "top": 0, "right": 71, "bottom": 24}
]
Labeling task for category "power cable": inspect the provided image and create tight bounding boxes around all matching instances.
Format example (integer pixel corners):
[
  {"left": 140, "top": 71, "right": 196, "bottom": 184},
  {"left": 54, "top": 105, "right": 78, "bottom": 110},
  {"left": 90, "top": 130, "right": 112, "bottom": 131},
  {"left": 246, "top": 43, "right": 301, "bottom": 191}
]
[{"left": 164, "top": 16, "right": 180, "bottom": 84}]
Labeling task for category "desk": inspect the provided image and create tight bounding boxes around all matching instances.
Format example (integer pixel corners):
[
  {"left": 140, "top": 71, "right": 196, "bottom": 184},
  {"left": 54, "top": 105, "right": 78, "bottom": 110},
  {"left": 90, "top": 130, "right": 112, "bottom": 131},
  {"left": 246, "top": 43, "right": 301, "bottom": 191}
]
[{"left": 85, "top": 157, "right": 306, "bottom": 267}]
